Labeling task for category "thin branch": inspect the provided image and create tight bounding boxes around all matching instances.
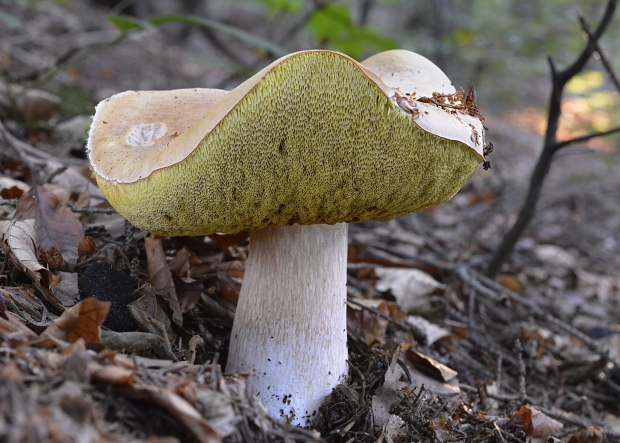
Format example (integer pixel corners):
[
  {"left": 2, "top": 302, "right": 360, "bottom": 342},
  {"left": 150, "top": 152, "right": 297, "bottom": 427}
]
[
  {"left": 484, "top": 0, "right": 618, "bottom": 279},
  {"left": 0, "top": 198, "right": 19, "bottom": 207},
  {"left": 346, "top": 283, "right": 427, "bottom": 343},
  {"left": 578, "top": 10, "right": 620, "bottom": 92},
  {"left": 553, "top": 126, "right": 620, "bottom": 150},
  {"left": 556, "top": 0, "right": 618, "bottom": 84},
  {"left": 0, "top": 120, "right": 86, "bottom": 166},
  {"left": 69, "top": 206, "right": 118, "bottom": 214},
  {"left": 16, "top": 33, "right": 127, "bottom": 96},
  {"left": 460, "top": 266, "right": 620, "bottom": 370}
]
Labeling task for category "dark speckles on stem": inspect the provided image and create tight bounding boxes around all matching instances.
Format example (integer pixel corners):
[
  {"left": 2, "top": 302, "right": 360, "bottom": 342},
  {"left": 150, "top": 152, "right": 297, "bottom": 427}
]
[{"left": 278, "top": 139, "right": 285, "bottom": 154}]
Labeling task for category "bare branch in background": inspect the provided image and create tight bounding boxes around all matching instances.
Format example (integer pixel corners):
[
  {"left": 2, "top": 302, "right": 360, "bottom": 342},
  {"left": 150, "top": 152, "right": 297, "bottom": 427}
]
[
  {"left": 484, "top": 0, "right": 619, "bottom": 279},
  {"left": 578, "top": 9, "right": 620, "bottom": 92}
]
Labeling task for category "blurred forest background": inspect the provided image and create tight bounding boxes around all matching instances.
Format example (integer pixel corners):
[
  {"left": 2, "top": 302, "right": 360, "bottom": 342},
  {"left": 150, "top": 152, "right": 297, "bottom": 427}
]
[
  {"left": 3, "top": 0, "right": 620, "bottom": 135},
  {"left": 1, "top": 1, "right": 620, "bottom": 442}
]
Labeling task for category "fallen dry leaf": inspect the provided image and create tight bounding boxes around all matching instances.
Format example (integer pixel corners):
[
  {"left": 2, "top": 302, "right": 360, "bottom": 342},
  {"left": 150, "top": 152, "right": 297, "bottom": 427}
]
[
  {"left": 174, "top": 275, "right": 204, "bottom": 313},
  {"left": 145, "top": 235, "right": 183, "bottom": 326},
  {"left": 533, "top": 244, "right": 577, "bottom": 270},
  {"left": 568, "top": 426, "right": 606, "bottom": 443},
  {"left": 0, "top": 176, "right": 29, "bottom": 198},
  {"left": 5, "top": 84, "right": 61, "bottom": 121},
  {"left": 466, "top": 190, "right": 497, "bottom": 206},
  {"left": 372, "top": 346, "right": 460, "bottom": 428},
  {"left": 43, "top": 183, "right": 71, "bottom": 206},
  {"left": 39, "top": 245, "right": 63, "bottom": 270},
  {"left": 77, "top": 235, "right": 96, "bottom": 257},
  {"left": 42, "top": 297, "right": 111, "bottom": 343},
  {"left": 49, "top": 165, "right": 107, "bottom": 207},
  {"left": 517, "top": 405, "right": 564, "bottom": 437},
  {"left": 0, "top": 218, "right": 63, "bottom": 310},
  {"left": 14, "top": 184, "right": 84, "bottom": 270},
  {"left": 73, "top": 188, "right": 91, "bottom": 211},
  {"left": 497, "top": 274, "right": 523, "bottom": 292},
  {"left": 88, "top": 361, "right": 134, "bottom": 386},
  {"left": 380, "top": 414, "right": 405, "bottom": 443},
  {"left": 135, "top": 385, "right": 226, "bottom": 443},
  {"left": 167, "top": 247, "right": 204, "bottom": 312},
  {"left": 168, "top": 246, "right": 202, "bottom": 281},
  {"left": 0, "top": 311, "right": 39, "bottom": 345},
  {"left": 199, "top": 292, "right": 235, "bottom": 326},
  {"left": 0, "top": 361, "right": 23, "bottom": 382},
  {"left": 208, "top": 231, "right": 248, "bottom": 248},
  {"left": 128, "top": 285, "right": 177, "bottom": 360},
  {"left": 0, "top": 83, "right": 60, "bottom": 121},
  {"left": 0, "top": 219, "right": 42, "bottom": 274},
  {"left": 0, "top": 286, "right": 48, "bottom": 326},
  {"left": 409, "top": 350, "right": 458, "bottom": 382},
  {"left": 101, "top": 329, "right": 172, "bottom": 354},
  {"left": 53, "top": 271, "right": 80, "bottom": 307},
  {"left": 375, "top": 267, "right": 445, "bottom": 314},
  {"left": 407, "top": 315, "right": 451, "bottom": 345},
  {"left": 181, "top": 383, "right": 239, "bottom": 437},
  {"left": 214, "top": 260, "right": 244, "bottom": 306},
  {"left": 347, "top": 298, "right": 389, "bottom": 346}
]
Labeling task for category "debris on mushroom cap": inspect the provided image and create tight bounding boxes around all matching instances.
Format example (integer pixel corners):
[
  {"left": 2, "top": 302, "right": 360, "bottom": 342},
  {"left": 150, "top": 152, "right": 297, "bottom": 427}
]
[
  {"left": 88, "top": 50, "right": 485, "bottom": 237},
  {"left": 363, "top": 50, "right": 487, "bottom": 148}
]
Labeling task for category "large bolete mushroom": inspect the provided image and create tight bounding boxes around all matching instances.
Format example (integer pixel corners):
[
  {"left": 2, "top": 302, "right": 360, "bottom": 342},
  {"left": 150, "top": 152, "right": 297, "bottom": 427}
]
[{"left": 87, "top": 49, "right": 486, "bottom": 426}]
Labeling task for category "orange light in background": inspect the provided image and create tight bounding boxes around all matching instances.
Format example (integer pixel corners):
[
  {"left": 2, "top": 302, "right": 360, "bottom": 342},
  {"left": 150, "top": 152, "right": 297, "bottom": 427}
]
[{"left": 510, "top": 95, "right": 618, "bottom": 152}]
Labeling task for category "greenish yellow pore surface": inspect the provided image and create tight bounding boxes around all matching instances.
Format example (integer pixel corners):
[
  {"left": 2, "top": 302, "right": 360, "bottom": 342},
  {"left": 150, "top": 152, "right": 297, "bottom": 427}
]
[{"left": 96, "top": 52, "right": 482, "bottom": 236}]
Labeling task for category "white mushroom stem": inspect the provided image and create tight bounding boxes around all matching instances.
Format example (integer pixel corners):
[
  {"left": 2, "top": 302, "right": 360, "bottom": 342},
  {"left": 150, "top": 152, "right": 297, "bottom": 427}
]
[{"left": 226, "top": 223, "right": 348, "bottom": 427}]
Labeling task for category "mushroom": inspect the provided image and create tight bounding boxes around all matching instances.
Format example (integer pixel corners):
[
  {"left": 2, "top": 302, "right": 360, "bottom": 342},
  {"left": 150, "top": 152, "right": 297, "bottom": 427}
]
[{"left": 87, "top": 49, "right": 485, "bottom": 427}]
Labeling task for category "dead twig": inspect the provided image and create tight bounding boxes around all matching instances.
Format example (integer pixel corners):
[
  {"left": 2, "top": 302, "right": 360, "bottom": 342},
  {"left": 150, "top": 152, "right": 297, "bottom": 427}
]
[
  {"left": 513, "top": 339, "right": 528, "bottom": 403},
  {"left": 0, "top": 120, "right": 86, "bottom": 167},
  {"left": 553, "top": 126, "right": 620, "bottom": 150},
  {"left": 0, "top": 198, "right": 117, "bottom": 215},
  {"left": 68, "top": 206, "right": 117, "bottom": 214},
  {"left": 458, "top": 266, "right": 620, "bottom": 370},
  {"left": 346, "top": 289, "right": 427, "bottom": 344},
  {"left": 484, "top": 0, "right": 618, "bottom": 279},
  {"left": 0, "top": 198, "right": 19, "bottom": 207},
  {"left": 15, "top": 33, "right": 127, "bottom": 94},
  {"left": 578, "top": 9, "right": 620, "bottom": 92}
]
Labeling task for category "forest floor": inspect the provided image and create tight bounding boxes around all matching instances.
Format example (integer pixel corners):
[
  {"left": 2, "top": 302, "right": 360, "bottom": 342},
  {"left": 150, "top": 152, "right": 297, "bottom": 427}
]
[{"left": 1, "top": 1, "right": 620, "bottom": 442}]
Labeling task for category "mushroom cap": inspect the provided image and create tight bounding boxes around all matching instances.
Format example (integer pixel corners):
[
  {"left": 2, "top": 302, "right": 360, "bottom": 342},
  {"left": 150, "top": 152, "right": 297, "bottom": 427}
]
[{"left": 88, "top": 49, "right": 485, "bottom": 236}]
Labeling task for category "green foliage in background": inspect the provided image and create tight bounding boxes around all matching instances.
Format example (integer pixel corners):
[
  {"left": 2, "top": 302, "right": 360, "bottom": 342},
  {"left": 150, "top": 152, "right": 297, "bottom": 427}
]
[
  {"left": 0, "top": 10, "right": 23, "bottom": 30},
  {"left": 257, "top": 0, "right": 303, "bottom": 15},
  {"left": 107, "top": 1, "right": 398, "bottom": 60},
  {"left": 306, "top": 3, "right": 398, "bottom": 59},
  {"left": 107, "top": 13, "right": 288, "bottom": 57}
]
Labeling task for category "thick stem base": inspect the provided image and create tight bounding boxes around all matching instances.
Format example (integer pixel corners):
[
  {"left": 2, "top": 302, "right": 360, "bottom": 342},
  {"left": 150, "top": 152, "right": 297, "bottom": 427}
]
[{"left": 226, "top": 223, "right": 348, "bottom": 427}]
